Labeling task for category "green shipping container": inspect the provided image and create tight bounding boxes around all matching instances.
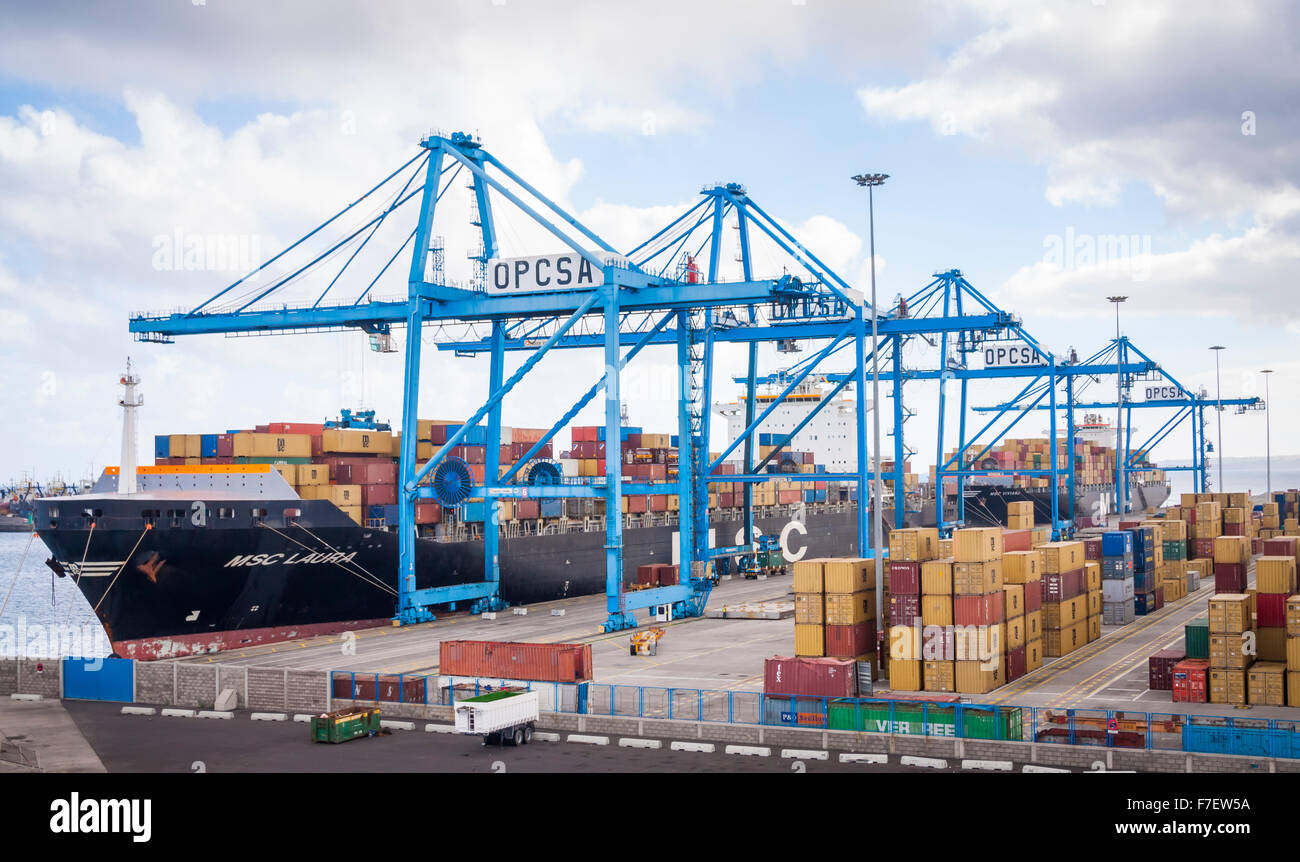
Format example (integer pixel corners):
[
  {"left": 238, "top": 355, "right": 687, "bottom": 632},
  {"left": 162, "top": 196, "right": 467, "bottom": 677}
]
[
  {"left": 311, "top": 706, "right": 382, "bottom": 744},
  {"left": 1184, "top": 618, "right": 1210, "bottom": 659},
  {"left": 827, "top": 700, "right": 1022, "bottom": 740},
  {"left": 1163, "top": 540, "right": 1186, "bottom": 561}
]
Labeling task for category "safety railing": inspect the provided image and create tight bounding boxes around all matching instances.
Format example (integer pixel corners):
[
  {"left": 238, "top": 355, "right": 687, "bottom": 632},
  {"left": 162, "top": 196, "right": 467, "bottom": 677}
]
[{"left": 327, "top": 671, "right": 1300, "bottom": 758}]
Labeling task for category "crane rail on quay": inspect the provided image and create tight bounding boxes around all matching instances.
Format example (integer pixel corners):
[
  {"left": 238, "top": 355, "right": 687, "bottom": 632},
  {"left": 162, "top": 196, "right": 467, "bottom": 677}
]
[{"left": 127, "top": 130, "right": 1261, "bottom": 634}]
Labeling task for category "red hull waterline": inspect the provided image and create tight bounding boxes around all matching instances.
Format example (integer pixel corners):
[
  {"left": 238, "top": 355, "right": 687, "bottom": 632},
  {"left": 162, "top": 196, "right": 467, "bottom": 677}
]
[{"left": 112, "top": 618, "right": 394, "bottom": 661}]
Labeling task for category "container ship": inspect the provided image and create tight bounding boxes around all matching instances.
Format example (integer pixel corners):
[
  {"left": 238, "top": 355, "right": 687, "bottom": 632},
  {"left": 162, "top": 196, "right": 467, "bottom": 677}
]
[{"left": 31, "top": 373, "right": 1166, "bottom": 660}]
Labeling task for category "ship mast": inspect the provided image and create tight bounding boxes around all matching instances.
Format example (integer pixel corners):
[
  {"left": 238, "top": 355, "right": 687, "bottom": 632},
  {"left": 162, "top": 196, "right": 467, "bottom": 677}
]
[{"left": 118, "top": 358, "right": 142, "bottom": 495}]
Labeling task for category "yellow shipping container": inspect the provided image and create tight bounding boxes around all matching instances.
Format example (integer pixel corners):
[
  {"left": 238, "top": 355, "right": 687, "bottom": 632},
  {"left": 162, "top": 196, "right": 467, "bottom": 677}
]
[
  {"left": 233, "top": 432, "right": 312, "bottom": 459},
  {"left": 888, "top": 528, "right": 940, "bottom": 562},
  {"left": 1085, "top": 561, "right": 1101, "bottom": 591},
  {"left": 1087, "top": 616, "right": 1100, "bottom": 642},
  {"left": 921, "top": 595, "right": 953, "bottom": 627},
  {"left": 1248, "top": 662, "right": 1287, "bottom": 706},
  {"left": 1026, "top": 638, "right": 1043, "bottom": 672},
  {"left": 937, "top": 538, "right": 954, "bottom": 559},
  {"left": 1043, "top": 595, "right": 1088, "bottom": 628},
  {"left": 340, "top": 505, "right": 363, "bottom": 525},
  {"left": 792, "top": 559, "right": 825, "bottom": 593},
  {"left": 1223, "top": 507, "right": 1245, "bottom": 525},
  {"left": 1002, "top": 550, "right": 1042, "bottom": 584},
  {"left": 953, "top": 561, "right": 1002, "bottom": 595},
  {"left": 889, "top": 658, "right": 923, "bottom": 691},
  {"left": 1289, "top": 596, "right": 1300, "bottom": 638},
  {"left": 322, "top": 484, "right": 362, "bottom": 507},
  {"left": 954, "top": 527, "right": 1002, "bottom": 562},
  {"left": 1003, "top": 584, "right": 1024, "bottom": 618},
  {"left": 1026, "top": 610, "right": 1041, "bottom": 641},
  {"left": 1005, "top": 615, "right": 1026, "bottom": 651},
  {"left": 1213, "top": 536, "right": 1249, "bottom": 565},
  {"left": 1208, "top": 594, "right": 1251, "bottom": 634},
  {"left": 296, "top": 464, "right": 328, "bottom": 486},
  {"left": 271, "top": 463, "right": 296, "bottom": 485},
  {"left": 1087, "top": 588, "right": 1102, "bottom": 617},
  {"left": 1290, "top": 672, "right": 1300, "bottom": 705},
  {"left": 923, "top": 661, "right": 955, "bottom": 693},
  {"left": 888, "top": 625, "right": 923, "bottom": 660},
  {"left": 1209, "top": 668, "right": 1248, "bottom": 705},
  {"left": 824, "top": 591, "right": 876, "bottom": 626},
  {"left": 1209, "top": 634, "right": 1252, "bottom": 669},
  {"left": 954, "top": 660, "right": 1004, "bottom": 695},
  {"left": 1259, "top": 627, "right": 1286, "bottom": 662},
  {"left": 1007, "top": 501, "right": 1033, "bottom": 519},
  {"left": 794, "top": 624, "right": 824, "bottom": 657},
  {"left": 794, "top": 594, "right": 823, "bottom": 625},
  {"left": 1043, "top": 620, "right": 1087, "bottom": 657},
  {"left": 823, "top": 558, "right": 873, "bottom": 593},
  {"left": 168, "top": 434, "right": 187, "bottom": 459},
  {"left": 321, "top": 428, "right": 394, "bottom": 455},
  {"left": 1256, "top": 556, "right": 1297, "bottom": 594},
  {"left": 921, "top": 559, "right": 953, "bottom": 595},
  {"left": 1040, "top": 541, "right": 1084, "bottom": 574}
]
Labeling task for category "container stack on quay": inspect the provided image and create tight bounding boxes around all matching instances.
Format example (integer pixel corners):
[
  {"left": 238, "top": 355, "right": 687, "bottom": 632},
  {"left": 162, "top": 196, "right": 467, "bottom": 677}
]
[
  {"left": 928, "top": 437, "right": 1165, "bottom": 494},
  {"left": 791, "top": 557, "right": 878, "bottom": 666}
]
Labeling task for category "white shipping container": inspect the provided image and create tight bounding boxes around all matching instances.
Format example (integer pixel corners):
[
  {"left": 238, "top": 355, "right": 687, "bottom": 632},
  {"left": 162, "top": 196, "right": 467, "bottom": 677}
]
[
  {"left": 499, "top": 426, "right": 513, "bottom": 445},
  {"left": 1102, "top": 577, "right": 1135, "bottom": 603},
  {"left": 559, "top": 458, "right": 580, "bottom": 477},
  {"left": 454, "top": 691, "right": 540, "bottom": 736}
]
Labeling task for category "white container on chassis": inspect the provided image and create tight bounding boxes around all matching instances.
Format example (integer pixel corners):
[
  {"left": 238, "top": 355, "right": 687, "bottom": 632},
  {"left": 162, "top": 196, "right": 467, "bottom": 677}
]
[{"left": 454, "top": 690, "right": 540, "bottom": 745}]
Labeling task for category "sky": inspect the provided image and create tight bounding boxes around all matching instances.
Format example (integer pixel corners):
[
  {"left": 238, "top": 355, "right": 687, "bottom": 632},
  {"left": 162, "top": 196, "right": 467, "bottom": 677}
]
[{"left": 0, "top": 0, "right": 1297, "bottom": 487}]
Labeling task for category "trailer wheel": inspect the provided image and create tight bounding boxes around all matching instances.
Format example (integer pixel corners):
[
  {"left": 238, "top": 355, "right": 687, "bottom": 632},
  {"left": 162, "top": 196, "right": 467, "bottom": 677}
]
[
  {"left": 523, "top": 725, "right": 534, "bottom": 744},
  {"left": 512, "top": 727, "right": 525, "bottom": 746}
]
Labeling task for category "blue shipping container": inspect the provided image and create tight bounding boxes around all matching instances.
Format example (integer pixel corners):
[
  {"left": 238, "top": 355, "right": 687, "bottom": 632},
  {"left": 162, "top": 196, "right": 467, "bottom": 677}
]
[
  {"left": 1134, "top": 591, "right": 1157, "bottom": 615},
  {"left": 1182, "top": 724, "right": 1300, "bottom": 759},
  {"left": 154, "top": 435, "right": 170, "bottom": 458},
  {"left": 540, "top": 500, "right": 564, "bottom": 518},
  {"left": 200, "top": 434, "right": 218, "bottom": 457},
  {"left": 460, "top": 501, "right": 486, "bottom": 522},
  {"left": 1101, "top": 530, "right": 1133, "bottom": 556}
]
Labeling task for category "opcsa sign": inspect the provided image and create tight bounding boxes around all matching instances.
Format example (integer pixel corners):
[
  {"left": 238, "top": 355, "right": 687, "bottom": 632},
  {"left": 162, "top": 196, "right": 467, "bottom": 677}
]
[
  {"left": 981, "top": 343, "right": 1045, "bottom": 368},
  {"left": 488, "top": 253, "right": 600, "bottom": 294}
]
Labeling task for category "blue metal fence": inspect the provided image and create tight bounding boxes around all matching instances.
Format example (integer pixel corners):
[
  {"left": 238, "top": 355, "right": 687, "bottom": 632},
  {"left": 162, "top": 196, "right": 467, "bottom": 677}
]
[{"left": 327, "top": 671, "right": 1300, "bottom": 758}]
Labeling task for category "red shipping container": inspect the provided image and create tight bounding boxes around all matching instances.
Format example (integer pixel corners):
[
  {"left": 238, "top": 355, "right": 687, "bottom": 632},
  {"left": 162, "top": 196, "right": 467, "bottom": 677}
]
[
  {"left": 361, "top": 484, "right": 397, "bottom": 509},
  {"left": 1252, "top": 538, "right": 1262, "bottom": 556},
  {"left": 1002, "top": 529, "right": 1032, "bottom": 552},
  {"left": 270, "top": 422, "right": 325, "bottom": 435},
  {"left": 1041, "top": 569, "right": 1085, "bottom": 602},
  {"left": 1024, "top": 583, "right": 1041, "bottom": 613},
  {"left": 763, "top": 656, "right": 857, "bottom": 698},
  {"left": 1224, "top": 522, "right": 1244, "bottom": 537},
  {"left": 414, "top": 502, "right": 441, "bottom": 524},
  {"left": 1263, "top": 537, "right": 1299, "bottom": 556},
  {"left": 1154, "top": 584, "right": 1165, "bottom": 610},
  {"left": 1004, "top": 645, "right": 1026, "bottom": 682},
  {"left": 887, "top": 561, "right": 921, "bottom": 595},
  {"left": 627, "top": 496, "right": 648, "bottom": 514},
  {"left": 1082, "top": 537, "right": 1102, "bottom": 561},
  {"left": 655, "top": 564, "right": 679, "bottom": 587},
  {"left": 1257, "top": 592, "right": 1289, "bottom": 627},
  {"left": 624, "top": 433, "right": 642, "bottom": 449},
  {"left": 1194, "top": 538, "right": 1214, "bottom": 559},
  {"left": 1171, "top": 658, "right": 1210, "bottom": 703},
  {"left": 216, "top": 434, "right": 234, "bottom": 457},
  {"left": 1148, "top": 648, "right": 1185, "bottom": 690},
  {"left": 636, "top": 564, "right": 657, "bottom": 586},
  {"left": 889, "top": 594, "right": 921, "bottom": 627},
  {"left": 1214, "top": 563, "right": 1246, "bottom": 593},
  {"left": 516, "top": 500, "right": 540, "bottom": 520},
  {"left": 954, "top": 593, "right": 1004, "bottom": 626},
  {"left": 440, "top": 640, "right": 593, "bottom": 682},
  {"left": 824, "top": 622, "right": 876, "bottom": 659}
]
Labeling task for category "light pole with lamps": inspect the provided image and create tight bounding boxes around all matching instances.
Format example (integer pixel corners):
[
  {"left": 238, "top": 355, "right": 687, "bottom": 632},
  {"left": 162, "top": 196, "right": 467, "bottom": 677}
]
[
  {"left": 1210, "top": 346, "right": 1225, "bottom": 491},
  {"left": 852, "top": 172, "right": 888, "bottom": 609},
  {"left": 1262, "top": 369, "right": 1273, "bottom": 495},
  {"left": 1107, "top": 296, "right": 1127, "bottom": 514}
]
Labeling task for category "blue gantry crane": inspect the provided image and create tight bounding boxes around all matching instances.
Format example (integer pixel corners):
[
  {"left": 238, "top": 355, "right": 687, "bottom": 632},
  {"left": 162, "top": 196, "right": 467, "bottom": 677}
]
[{"left": 127, "top": 130, "right": 1265, "bottom": 634}]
